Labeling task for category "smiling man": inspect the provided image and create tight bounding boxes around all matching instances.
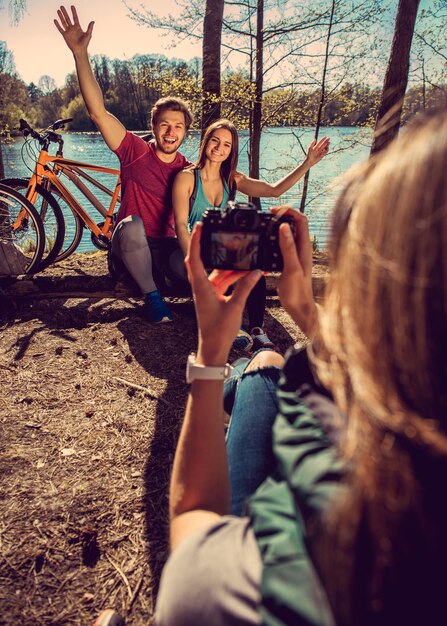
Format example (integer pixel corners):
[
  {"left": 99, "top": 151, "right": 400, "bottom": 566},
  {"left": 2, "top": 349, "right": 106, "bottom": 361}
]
[{"left": 55, "top": 5, "right": 193, "bottom": 323}]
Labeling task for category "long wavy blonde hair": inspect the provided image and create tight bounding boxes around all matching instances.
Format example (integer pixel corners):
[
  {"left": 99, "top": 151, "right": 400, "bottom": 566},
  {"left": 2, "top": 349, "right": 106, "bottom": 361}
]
[{"left": 314, "top": 110, "right": 447, "bottom": 626}]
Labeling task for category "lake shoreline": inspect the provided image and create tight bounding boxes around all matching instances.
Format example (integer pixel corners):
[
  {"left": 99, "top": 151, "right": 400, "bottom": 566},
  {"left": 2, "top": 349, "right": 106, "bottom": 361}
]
[{"left": 3, "top": 126, "right": 370, "bottom": 253}]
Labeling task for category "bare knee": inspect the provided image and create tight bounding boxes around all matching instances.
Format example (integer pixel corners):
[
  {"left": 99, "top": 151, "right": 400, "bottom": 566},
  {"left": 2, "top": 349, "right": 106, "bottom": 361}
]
[{"left": 245, "top": 350, "right": 284, "bottom": 373}]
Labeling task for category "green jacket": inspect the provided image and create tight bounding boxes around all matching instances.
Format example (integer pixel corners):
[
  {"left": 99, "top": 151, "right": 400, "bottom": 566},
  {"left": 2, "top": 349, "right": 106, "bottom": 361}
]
[{"left": 248, "top": 347, "right": 346, "bottom": 626}]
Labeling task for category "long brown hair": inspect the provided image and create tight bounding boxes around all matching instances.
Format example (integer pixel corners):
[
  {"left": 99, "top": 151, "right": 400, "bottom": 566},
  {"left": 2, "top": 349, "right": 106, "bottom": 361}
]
[
  {"left": 195, "top": 119, "right": 239, "bottom": 191},
  {"left": 314, "top": 110, "right": 447, "bottom": 626}
]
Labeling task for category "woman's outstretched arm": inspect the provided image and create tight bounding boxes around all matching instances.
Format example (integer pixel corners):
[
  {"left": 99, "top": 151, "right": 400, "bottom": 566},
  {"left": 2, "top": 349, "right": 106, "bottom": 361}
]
[{"left": 235, "top": 137, "right": 330, "bottom": 198}]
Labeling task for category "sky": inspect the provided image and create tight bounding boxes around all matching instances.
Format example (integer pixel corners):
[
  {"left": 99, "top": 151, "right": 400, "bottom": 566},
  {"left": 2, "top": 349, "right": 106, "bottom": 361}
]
[
  {"left": 0, "top": 0, "right": 202, "bottom": 86},
  {"left": 0, "top": 0, "right": 442, "bottom": 89}
]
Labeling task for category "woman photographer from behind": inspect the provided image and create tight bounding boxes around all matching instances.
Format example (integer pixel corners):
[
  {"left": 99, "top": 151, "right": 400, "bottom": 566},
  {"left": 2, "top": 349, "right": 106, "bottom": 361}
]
[
  {"left": 172, "top": 118, "right": 329, "bottom": 351},
  {"left": 157, "top": 110, "right": 447, "bottom": 626}
]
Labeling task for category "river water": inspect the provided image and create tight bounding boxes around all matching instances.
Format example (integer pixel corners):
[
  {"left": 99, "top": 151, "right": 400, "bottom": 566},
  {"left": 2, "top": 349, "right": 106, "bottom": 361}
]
[{"left": 3, "top": 126, "right": 371, "bottom": 252}]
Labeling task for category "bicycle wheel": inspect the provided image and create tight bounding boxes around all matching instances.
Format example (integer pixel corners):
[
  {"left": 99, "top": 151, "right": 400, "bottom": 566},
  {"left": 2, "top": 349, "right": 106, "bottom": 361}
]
[
  {"left": 41, "top": 183, "right": 84, "bottom": 262},
  {"left": 2, "top": 178, "right": 65, "bottom": 271},
  {"left": 1, "top": 177, "right": 84, "bottom": 263},
  {"left": 0, "top": 183, "right": 45, "bottom": 275}
]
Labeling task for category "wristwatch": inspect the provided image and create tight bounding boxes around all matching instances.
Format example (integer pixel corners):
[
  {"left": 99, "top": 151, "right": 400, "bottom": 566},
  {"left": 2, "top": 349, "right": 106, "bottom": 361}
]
[{"left": 186, "top": 353, "right": 233, "bottom": 384}]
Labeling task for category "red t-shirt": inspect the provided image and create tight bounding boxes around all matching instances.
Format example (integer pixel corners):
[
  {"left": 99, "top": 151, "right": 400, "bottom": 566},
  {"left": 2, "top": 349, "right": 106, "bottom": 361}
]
[{"left": 114, "top": 132, "right": 190, "bottom": 238}]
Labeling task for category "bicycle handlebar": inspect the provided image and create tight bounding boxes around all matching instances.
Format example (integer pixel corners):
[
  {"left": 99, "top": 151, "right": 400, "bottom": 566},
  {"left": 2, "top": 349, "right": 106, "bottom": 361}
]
[
  {"left": 51, "top": 118, "right": 73, "bottom": 131},
  {"left": 18, "top": 118, "right": 73, "bottom": 146}
]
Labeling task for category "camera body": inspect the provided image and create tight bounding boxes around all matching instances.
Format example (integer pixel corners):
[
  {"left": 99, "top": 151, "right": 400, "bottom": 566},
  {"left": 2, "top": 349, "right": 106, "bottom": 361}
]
[{"left": 200, "top": 202, "right": 294, "bottom": 272}]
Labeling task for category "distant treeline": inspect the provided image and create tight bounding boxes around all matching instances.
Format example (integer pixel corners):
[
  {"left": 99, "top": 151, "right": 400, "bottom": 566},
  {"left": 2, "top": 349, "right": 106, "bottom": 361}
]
[{"left": 1, "top": 52, "right": 446, "bottom": 133}]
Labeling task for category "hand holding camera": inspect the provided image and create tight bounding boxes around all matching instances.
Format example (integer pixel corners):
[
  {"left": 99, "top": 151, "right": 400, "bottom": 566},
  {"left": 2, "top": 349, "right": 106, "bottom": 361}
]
[
  {"left": 186, "top": 203, "right": 318, "bottom": 361},
  {"left": 185, "top": 223, "right": 262, "bottom": 366},
  {"left": 200, "top": 202, "right": 295, "bottom": 272},
  {"left": 274, "top": 207, "right": 318, "bottom": 337}
]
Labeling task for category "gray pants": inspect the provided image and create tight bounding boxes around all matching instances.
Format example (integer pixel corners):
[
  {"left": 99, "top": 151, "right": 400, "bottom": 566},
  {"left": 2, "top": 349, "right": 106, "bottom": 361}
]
[{"left": 110, "top": 215, "right": 188, "bottom": 295}]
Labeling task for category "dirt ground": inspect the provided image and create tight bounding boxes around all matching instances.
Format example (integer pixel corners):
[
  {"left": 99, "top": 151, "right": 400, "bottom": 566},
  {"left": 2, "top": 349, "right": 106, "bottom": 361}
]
[{"left": 0, "top": 251, "right": 327, "bottom": 626}]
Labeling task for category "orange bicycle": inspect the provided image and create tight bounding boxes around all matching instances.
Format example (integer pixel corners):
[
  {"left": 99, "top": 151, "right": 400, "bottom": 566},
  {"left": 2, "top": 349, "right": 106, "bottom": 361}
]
[{"left": 3, "top": 118, "right": 121, "bottom": 265}]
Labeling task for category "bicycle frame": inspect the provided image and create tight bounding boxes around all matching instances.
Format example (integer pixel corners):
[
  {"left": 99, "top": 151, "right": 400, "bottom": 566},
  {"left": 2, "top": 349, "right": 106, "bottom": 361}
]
[{"left": 25, "top": 146, "right": 121, "bottom": 242}]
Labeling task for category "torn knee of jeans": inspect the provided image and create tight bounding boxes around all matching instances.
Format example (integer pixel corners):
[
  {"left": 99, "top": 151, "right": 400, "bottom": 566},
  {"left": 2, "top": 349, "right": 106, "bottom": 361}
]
[{"left": 239, "top": 365, "right": 282, "bottom": 382}]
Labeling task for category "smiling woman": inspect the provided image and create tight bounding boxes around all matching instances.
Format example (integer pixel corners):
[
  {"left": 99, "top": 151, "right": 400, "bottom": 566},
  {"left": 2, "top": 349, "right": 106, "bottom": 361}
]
[
  {"left": 206, "top": 128, "right": 233, "bottom": 164},
  {"left": 172, "top": 117, "right": 330, "bottom": 351}
]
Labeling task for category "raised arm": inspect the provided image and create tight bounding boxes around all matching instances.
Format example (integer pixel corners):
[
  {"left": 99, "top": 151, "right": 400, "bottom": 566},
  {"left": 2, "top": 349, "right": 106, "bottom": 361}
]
[
  {"left": 235, "top": 136, "right": 330, "bottom": 198},
  {"left": 169, "top": 208, "right": 317, "bottom": 550},
  {"left": 54, "top": 5, "right": 126, "bottom": 151},
  {"left": 172, "top": 170, "right": 195, "bottom": 257},
  {"left": 169, "top": 229, "right": 262, "bottom": 550}
]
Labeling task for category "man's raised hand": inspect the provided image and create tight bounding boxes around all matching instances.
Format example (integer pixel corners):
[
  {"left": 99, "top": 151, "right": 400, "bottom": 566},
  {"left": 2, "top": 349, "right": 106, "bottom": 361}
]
[{"left": 54, "top": 5, "right": 94, "bottom": 54}]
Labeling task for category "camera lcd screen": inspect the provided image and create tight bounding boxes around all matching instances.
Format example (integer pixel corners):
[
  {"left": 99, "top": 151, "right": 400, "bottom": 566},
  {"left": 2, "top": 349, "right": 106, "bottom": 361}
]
[{"left": 210, "top": 231, "right": 259, "bottom": 270}]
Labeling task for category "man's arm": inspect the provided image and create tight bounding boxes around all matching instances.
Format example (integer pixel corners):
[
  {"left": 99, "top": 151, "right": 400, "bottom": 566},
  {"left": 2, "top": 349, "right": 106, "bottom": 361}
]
[
  {"left": 54, "top": 5, "right": 126, "bottom": 151},
  {"left": 172, "top": 170, "right": 194, "bottom": 257},
  {"left": 235, "top": 136, "right": 330, "bottom": 198}
]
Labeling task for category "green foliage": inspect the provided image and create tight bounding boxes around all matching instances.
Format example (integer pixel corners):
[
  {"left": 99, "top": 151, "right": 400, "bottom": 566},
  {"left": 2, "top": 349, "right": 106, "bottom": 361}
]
[
  {"left": 142, "top": 66, "right": 202, "bottom": 125},
  {"left": 27, "top": 82, "right": 42, "bottom": 103},
  {"left": 1, "top": 9, "right": 446, "bottom": 135},
  {"left": 322, "top": 84, "right": 381, "bottom": 127},
  {"left": 221, "top": 73, "right": 256, "bottom": 128},
  {"left": 2, "top": 52, "right": 445, "bottom": 134},
  {"left": 0, "top": 71, "right": 31, "bottom": 131},
  {"left": 34, "top": 91, "right": 64, "bottom": 129},
  {"left": 61, "top": 95, "right": 95, "bottom": 131}
]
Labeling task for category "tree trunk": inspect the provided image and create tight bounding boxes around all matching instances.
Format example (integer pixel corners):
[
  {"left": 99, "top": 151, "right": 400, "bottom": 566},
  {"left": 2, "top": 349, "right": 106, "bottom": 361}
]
[
  {"left": 201, "top": 0, "right": 225, "bottom": 135},
  {"left": 249, "top": 0, "right": 264, "bottom": 208},
  {"left": 370, "top": 0, "right": 421, "bottom": 155},
  {"left": 0, "top": 143, "right": 5, "bottom": 180},
  {"left": 299, "top": 0, "right": 335, "bottom": 213}
]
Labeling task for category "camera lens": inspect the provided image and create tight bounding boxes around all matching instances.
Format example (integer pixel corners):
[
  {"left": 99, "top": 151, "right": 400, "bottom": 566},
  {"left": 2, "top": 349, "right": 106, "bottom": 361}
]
[{"left": 232, "top": 207, "right": 259, "bottom": 230}]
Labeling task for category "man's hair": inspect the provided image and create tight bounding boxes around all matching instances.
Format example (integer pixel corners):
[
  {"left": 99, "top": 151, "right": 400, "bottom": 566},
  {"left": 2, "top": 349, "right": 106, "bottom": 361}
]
[{"left": 150, "top": 97, "right": 194, "bottom": 131}]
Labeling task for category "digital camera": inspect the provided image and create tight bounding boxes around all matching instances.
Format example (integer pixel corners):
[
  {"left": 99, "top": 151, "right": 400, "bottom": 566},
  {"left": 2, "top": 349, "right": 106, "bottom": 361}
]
[{"left": 200, "top": 202, "right": 294, "bottom": 272}]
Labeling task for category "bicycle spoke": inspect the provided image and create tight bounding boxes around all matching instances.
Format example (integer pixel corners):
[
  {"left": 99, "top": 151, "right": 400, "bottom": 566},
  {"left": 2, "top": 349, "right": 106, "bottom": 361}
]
[
  {"left": 0, "top": 183, "right": 45, "bottom": 275},
  {"left": 1, "top": 178, "right": 65, "bottom": 270}
]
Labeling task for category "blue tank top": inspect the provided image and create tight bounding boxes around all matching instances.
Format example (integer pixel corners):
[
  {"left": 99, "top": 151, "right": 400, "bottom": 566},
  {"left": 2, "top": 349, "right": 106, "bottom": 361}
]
[{"left": 188, "top": 170, "right": 230, "bottom": 232}]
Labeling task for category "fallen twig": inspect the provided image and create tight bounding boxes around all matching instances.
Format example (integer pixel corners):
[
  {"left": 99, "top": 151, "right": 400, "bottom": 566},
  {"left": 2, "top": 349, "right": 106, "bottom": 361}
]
[
  {"left": 127, "top": 567, "right": 147, "bottom": 612},
  {"left": 105, "top": 552, "right": 133, "bottom": 599},
  {"left": 113, "top": 377, "right": 174, "bottom": 408}
]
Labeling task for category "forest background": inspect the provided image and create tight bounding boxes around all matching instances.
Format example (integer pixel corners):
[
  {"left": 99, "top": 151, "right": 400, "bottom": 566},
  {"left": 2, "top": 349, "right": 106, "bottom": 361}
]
[{"left": 1, "top": 0, "right": 446, "bottom": 145}]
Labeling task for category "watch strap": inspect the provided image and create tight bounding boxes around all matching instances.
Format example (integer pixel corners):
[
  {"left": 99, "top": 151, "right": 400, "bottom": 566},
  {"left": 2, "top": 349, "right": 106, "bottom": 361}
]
[{"left": 186, "top": 353, "right": 233, "bottom": 383}]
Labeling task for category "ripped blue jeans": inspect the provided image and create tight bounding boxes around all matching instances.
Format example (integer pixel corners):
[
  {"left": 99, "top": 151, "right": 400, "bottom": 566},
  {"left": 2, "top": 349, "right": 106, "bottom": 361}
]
[{"left": 224, "top": 354, "right": 282, "bottom": 516}]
